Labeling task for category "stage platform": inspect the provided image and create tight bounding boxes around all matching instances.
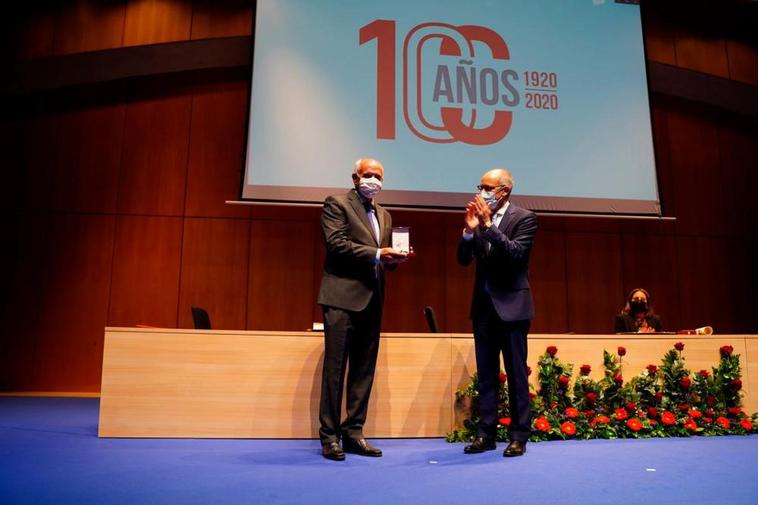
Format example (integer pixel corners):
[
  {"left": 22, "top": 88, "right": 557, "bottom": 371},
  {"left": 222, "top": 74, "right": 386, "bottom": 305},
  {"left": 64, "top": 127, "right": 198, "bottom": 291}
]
[
  {"left": 2, "top": 397, "right": 757, "bottom": 505},
  {"left": 98, "top": 328, "right": 758, "bottom": 438}
]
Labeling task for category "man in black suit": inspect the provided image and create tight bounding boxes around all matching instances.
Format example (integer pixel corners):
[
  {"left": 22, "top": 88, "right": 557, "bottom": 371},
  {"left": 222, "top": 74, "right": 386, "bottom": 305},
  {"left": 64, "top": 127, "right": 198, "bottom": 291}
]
[
  {"left": 317, "top": 158, "right": 409, "bottom": 461},
  {"left": 457, "top": 168, "right": 537, "bottom": 457}
]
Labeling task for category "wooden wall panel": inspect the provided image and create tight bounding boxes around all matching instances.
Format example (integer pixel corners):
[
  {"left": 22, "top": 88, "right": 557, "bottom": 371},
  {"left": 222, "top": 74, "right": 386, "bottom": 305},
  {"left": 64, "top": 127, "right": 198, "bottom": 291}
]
[
  {"left": 676, "top": 236, "right": 735, "bottom": 333},
  {"left": 674, "top": 33, "right": 729, "bottom": 78},
  {"left": 642, "top": 6, "right": 676, "bottom": 65},
  {"left": 530, "top": 230, "right": 568, "bottom": 334},
  {"left": 185, "top": 80, "right": 249, "bottom": 219},
  {"left": 650, "top": 101, "right": 674, "bottom": 217},
  {"left": 117, "top": 86, "right": 192, "bottom": 216},
  {"left": 726, "top": 39, "right": 758, "bottom": 86},
  {"left": 443, "top": 223, "right": 475, "bottom": 334},
  {"left": 247, "top": 220, "right": 317, "bottom": 331},
  {"left": 717, "top": 119, "right": 758, "bottom": 235},
  {"left": 41, "top": 97, "right": 125, "bottom": 214},
  {"left": 53, "top": 0, "right": 125, "bottom": 55},
  {"left": 108, "top": 216, "right": 183, "bottom": 328},
  {"left": 0, "top": 119, "right": 27, "bottom": 212},
  {"left": 382, "top": 212, "right": 447, "bottom": 333},
  {"left": 190, "top": 0, "right": 254, "bottom": 39},
  {"left": 123, "top": 0, "right": 192, "bottom": 47},
  {"left": 666, "top": 107, "right": 723, "bottom": 236},
  {"left": 31, "top": 214, "right": 115, "bottom": 391},
  {"left": 1, "top": 214, "right": 44, "bottom": 390},
  {"left": 12, "top": 7, "right": 57, "bottom": 60},
  {"left": 565, "top": 232, "right": 622, "bottom": 334},
  {"left": 177, "top": 218, "right": 250, "bottom": 330}
]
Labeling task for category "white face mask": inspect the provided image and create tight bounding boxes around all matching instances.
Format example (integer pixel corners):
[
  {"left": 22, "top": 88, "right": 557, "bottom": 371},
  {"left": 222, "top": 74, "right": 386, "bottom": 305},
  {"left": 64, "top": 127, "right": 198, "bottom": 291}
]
[{"left": 358, "top": 176, "right": 383, "bottom": 199}]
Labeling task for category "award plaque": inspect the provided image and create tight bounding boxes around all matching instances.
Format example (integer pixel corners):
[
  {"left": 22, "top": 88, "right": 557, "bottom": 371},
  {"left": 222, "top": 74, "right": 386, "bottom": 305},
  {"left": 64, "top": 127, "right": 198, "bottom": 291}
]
[{"left": 392, "top": 226, "right": 410, "bottom": 253}]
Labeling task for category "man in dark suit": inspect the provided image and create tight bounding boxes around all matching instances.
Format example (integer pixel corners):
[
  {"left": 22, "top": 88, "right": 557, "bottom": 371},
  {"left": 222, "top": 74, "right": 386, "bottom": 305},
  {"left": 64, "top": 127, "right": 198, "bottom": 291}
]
[
  {"left": 457, "top": 168, "right": 537, "bottom": 457},
  {"left": 317, "top": 158, "right": 409, "bottom": 461}
]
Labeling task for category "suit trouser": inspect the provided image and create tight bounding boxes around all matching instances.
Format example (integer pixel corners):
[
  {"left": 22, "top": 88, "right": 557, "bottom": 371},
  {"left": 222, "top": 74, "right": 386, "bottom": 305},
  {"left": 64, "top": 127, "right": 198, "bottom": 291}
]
[
  {"left": 473, "top": 295, "right": 531, "bottom": 442},
  {"left": 318, "top": 294, "right": 382, "bottom": 444}
]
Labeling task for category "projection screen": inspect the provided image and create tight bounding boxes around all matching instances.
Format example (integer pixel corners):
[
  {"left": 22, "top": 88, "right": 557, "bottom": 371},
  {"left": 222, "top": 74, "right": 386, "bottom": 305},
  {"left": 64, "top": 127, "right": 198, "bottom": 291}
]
[{"left": 242, "top": 0, "right": 660, "bottom": 215}]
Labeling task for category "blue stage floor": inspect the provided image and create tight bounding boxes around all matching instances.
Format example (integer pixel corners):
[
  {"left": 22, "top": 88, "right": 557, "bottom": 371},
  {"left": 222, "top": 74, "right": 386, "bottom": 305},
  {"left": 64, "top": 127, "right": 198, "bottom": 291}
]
[{"left": 1, "top": 397, "right": 756, "bottom": 505}]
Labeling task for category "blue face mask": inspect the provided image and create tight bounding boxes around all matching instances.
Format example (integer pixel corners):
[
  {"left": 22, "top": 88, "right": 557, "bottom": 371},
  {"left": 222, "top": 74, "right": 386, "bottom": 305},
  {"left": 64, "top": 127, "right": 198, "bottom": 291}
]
[{"left": 480, "top": 190, "right": 501, "bottom": 209}]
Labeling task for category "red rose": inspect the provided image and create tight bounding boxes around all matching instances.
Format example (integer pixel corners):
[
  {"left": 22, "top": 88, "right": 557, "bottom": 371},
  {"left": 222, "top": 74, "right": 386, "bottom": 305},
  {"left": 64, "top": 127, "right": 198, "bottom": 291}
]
[
  {"left": 499, "top": 417, "right": 511, "bottom": 427},
  {"left": 625, "top": 402, "right": 637, "bottom": 412},
  {"left": 613, "top": 373, "right": 623, "bottom": 385},
  {"left": 580, "top": 364, "right": 592, "bottom": 376},
  {"left": 705, "top": 409, "right": 715, "bottom": 417},
  {"left": 679, "top": 376, "right": 691, "bottom": 389},
  {"left": 585, "top": 392, "right": 597, "bottom": 404},
  {"left": 720, "top": 345, "right": 733, "bottom": 357},
  {"left": 534, "top": 416, "right": 551, "bottom": 432},
  {"left": 582, "top": 410, "right": 595, "bottom": 419},
  {"left": 703, "top": 417, "right": 712, "bottom": 423},
  {"left": 565, "top": 407, "right": 579, "bottom": 419},
  {"left": 560, "top": 421, "right": 577, "bottom": 436},
  {"left": 698, "top": 369, "right": 709, "bottom": 378},
  {"left": 688, "top": 409, "right": 702, "bottom": 419},
  {"left": 617, "top": 346, "right": 626, "bottom": 357},
  {"left": 706, "top": 396, "right": 716, "bottom": 406},
  {"left": 546, "top": 346, "right": 558, "bottom": 357},
  {"left": 646, "top": 364, "right": 658, "bottom": 375},
  {"left": 661, "top": 412, "right": 676, "bottom": 426},
  {"left": 559, "top": 376, "right": 570, "bottom": 386},
  {"left": 654, "top": 392, "right": 663, "bottom": 402},
  {"left": 716, "top": 417, "right": 730, "bottom": 429},
  {"left": 649, "top": 419, "right": 658, "bottom": 426},
  {"left": 674, "top": 342, "right": 685, "bottom": 351},
  {"left": 614, "top": 408, "right": 628, "bottom": 421},
  {"left": 596, "top": 415, "right": 611, "bottom": 425},
  {"left": 730, "top": 379, "right": 742, "bottom": 391},
  {"left": 739, "top": 418, "right": 753, "bottom": 431},
  {"left": 647, "top": 407, "right": 658, "bottom": 418},
  {"left": 684, "top": 419, "right": 698, "bottom": 431},
  {"left": 626, "top": 418, "right": 642, "bottom": 432},
  {"left": 677, "top": 404, "right": 690, "bottom": 412},
  {"left": 727, "top": 407, "right": 742, "bottom": 416},
  {"left": 499, "top": 371, "right": 507, "bottom": 383}
]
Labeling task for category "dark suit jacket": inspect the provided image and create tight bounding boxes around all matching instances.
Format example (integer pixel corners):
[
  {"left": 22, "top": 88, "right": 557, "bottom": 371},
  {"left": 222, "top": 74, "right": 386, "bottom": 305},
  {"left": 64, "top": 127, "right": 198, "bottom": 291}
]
[
  {"left": 457, "top": 203, "right": 537, "bottom": 322},
  {"left": 317, "top": 189, "right": 393, "bottom": 312}
]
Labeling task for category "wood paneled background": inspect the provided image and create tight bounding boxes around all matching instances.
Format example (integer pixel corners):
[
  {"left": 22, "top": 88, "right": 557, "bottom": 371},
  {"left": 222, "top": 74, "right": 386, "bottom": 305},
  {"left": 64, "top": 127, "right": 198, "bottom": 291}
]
[{"left": 1, "top": 1, "right": 757, "bottom": 392}]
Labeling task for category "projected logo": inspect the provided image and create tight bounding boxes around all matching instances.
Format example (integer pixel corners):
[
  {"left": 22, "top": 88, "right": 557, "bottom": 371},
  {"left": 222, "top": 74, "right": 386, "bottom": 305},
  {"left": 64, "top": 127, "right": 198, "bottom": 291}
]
[{"left": 360, "top": 20, "right": 559, "bottom": 146}]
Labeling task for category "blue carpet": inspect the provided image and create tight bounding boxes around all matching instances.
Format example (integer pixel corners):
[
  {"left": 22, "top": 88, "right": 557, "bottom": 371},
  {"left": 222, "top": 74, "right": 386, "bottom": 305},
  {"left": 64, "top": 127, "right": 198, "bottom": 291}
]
[{"left": 1, "top": 397, "right": 756, "bottom": 505}]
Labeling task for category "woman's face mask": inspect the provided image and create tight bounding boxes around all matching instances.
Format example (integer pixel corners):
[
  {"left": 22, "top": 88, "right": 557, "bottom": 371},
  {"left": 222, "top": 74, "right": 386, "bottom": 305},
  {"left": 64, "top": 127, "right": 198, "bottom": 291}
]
[{"left": 630, "top": 298, "right": 648, "bottom": 313}]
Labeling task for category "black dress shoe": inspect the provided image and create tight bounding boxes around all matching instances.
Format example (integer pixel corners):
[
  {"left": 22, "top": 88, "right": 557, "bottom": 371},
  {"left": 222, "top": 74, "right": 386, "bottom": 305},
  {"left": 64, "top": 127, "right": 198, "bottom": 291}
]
[
  {"left": 463, "top": 437, "right": 496, "bottom": 454},
  {"left": 342, "top": 438, "right": 382, "bottom": 457},
  {"left": 322, "top": 441, "right": 345, "bottom": 461},
  {"left": 503, "top": 440, "right": 527, "bottom": 457}
]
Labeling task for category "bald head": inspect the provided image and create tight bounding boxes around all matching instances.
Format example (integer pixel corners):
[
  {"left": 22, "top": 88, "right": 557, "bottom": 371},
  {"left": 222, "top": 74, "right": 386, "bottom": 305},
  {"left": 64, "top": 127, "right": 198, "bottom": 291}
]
[{"left": 480, "top": 168, "right": 513, "bottom": 191}]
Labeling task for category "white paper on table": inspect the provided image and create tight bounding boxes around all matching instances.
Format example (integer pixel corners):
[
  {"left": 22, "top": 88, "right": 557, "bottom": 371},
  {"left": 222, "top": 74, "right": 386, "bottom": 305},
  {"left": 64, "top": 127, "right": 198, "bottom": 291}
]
[{"left": 392, "top": 227, "right": 410, "bottom": 253}]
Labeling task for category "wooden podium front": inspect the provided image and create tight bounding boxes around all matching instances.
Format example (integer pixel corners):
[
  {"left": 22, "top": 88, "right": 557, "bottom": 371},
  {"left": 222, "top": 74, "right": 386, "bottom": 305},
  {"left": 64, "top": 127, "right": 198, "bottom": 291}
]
[{"left": 98, "top": 328, "right": 757, "bottom": 438}]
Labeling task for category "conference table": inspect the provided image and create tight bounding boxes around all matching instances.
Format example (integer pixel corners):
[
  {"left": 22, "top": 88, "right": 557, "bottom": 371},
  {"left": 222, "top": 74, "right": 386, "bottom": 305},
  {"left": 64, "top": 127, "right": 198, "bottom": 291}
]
[{"left": 98, "top": 328, "right": 757, "bottom": 438}]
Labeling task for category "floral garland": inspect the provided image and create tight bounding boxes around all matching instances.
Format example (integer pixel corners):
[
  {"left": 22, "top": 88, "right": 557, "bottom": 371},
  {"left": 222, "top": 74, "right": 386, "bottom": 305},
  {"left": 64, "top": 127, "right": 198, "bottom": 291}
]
[{"left": 447, "top": 343, "right": 757, "bottom": 442}]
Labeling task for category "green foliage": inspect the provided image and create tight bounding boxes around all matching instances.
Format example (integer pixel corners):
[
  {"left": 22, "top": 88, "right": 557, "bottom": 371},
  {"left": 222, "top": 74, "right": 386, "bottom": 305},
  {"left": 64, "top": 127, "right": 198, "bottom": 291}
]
[{"left": 448, "top": 343, "right": 757, "bottom": 444}]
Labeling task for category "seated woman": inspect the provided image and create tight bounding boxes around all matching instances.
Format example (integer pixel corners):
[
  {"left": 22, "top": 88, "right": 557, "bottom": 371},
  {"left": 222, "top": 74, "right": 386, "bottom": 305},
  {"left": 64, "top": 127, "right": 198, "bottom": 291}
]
[{"left": 614, "top": 288, "right": 663, "bottom": 333}]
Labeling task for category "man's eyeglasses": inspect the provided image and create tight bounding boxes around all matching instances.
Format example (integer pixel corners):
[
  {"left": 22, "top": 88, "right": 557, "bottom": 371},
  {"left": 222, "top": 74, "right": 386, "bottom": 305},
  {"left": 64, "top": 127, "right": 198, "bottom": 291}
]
[{"left": 477, "top": 184, "right": 506, "bottom": 192}]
